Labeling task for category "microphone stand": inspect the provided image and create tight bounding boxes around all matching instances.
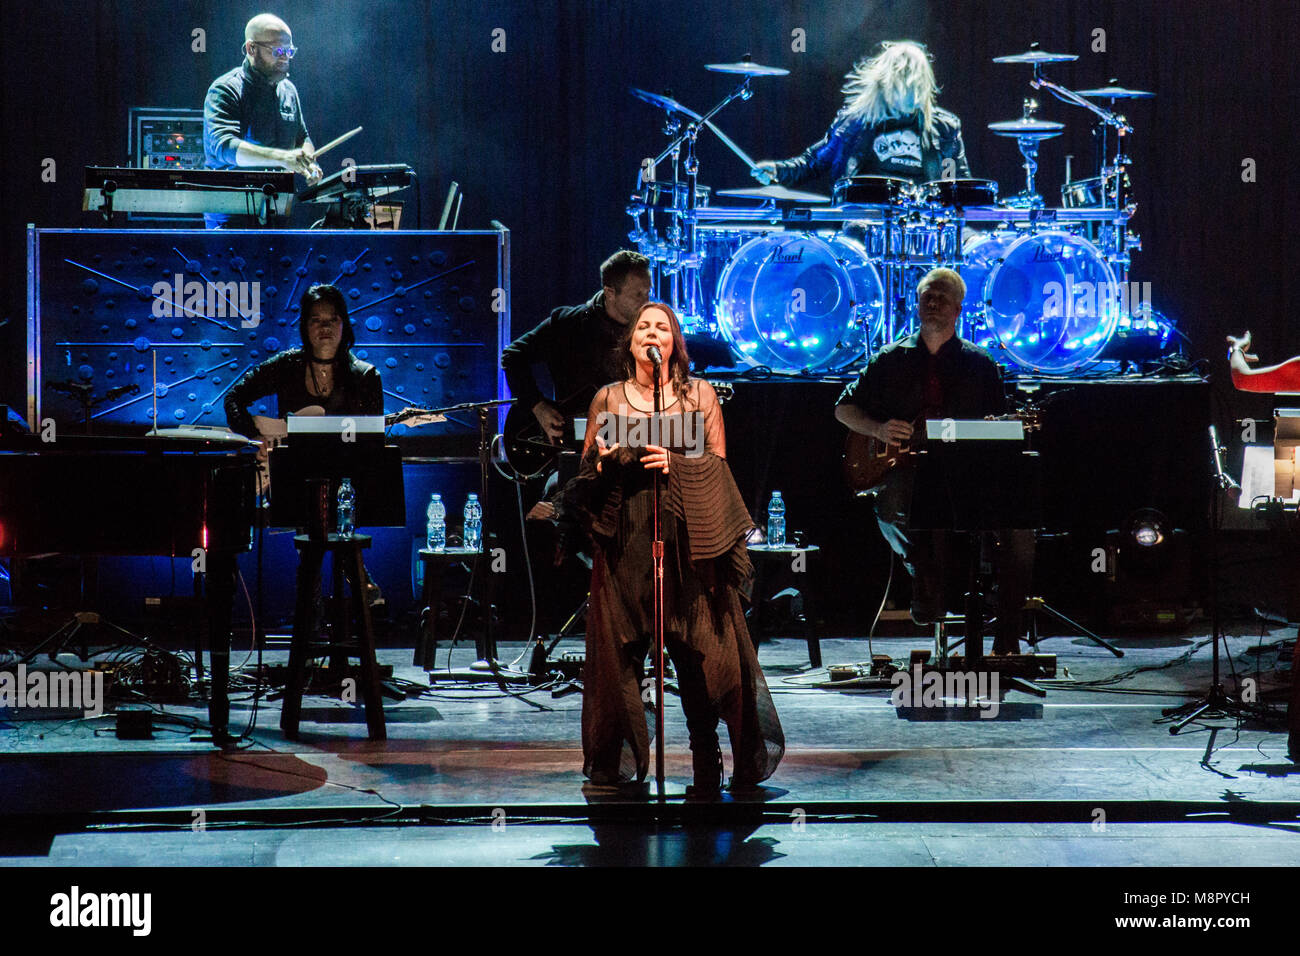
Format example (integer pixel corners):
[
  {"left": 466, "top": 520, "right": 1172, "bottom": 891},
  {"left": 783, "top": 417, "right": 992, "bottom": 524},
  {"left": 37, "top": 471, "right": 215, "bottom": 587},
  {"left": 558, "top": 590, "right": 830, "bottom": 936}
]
[
  {"left": 650, "top": 352, "right": 667, "bottom": 798},
  {"left": 1162, "top": 425, "right": 1259, "bottom": 732},
  {"left": 418, "top": 397, "right": 530, "bottom": 687}
]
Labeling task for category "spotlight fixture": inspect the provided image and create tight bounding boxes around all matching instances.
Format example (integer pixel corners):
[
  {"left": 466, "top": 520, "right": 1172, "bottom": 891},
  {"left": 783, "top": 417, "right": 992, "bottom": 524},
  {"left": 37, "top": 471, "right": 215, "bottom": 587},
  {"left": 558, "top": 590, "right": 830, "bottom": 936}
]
[
  {"left": 1104, "top": 507, "right": 1196, "bottom": 630},
  {"left": 1125, "top": 508, "right": 1167, "bottom": 549}
]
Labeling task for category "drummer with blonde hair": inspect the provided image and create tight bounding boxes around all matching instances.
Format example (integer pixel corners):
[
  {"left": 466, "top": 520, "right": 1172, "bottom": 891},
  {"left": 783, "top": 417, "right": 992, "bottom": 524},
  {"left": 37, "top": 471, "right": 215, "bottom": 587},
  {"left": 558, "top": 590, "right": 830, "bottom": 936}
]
[{"left": 753, "top": 40, "right": 970, "bottom": 186}]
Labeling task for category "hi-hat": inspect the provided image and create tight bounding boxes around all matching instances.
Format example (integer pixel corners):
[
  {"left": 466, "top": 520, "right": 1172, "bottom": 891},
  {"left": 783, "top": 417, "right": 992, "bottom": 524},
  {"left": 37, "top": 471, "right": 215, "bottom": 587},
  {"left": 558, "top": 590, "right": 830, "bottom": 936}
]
[
  {"left": 705, "top": 59, "right": 790, "bottom": 76},
  {"left": 630, "top": 87, "right": 701, "bottom": 118},
  {"left": 717, "top": 184, "right": 829, "bottom": 203},
  {"left": 1077, "top": 85, "right": 1155, "bottom": 99},
  {"left": 993, "top": 47, "right": 1078, "bottom": 64},
  {"left": 989, "top": 119, "right": 1065, "bottom": 140}
]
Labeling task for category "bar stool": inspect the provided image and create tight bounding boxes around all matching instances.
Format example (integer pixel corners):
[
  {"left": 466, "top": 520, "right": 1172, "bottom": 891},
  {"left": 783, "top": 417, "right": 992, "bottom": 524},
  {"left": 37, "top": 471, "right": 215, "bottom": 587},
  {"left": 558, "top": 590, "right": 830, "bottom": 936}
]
[
  {"left": 932, "top": 613, "right": 968, "bottom": 664},
  {"left": 281, "top": 533, "right": 386, "bottom": 741},
  {"left": 745, "top": 543, "right": 822, "bottom": 667},
  {"left": 412, "top": 546, "right": 480, "bottom": 669}
]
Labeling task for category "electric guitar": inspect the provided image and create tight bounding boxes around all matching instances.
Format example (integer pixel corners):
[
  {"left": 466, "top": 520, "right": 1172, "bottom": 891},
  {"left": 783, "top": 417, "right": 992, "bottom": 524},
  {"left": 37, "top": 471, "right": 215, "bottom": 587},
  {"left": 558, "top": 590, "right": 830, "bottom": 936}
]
[
  {"left": 842, "top": 408, "right": 1040, "bottom": 495},
  {"left": 501, "top": 386, "right": 598, "bottom": 479}
]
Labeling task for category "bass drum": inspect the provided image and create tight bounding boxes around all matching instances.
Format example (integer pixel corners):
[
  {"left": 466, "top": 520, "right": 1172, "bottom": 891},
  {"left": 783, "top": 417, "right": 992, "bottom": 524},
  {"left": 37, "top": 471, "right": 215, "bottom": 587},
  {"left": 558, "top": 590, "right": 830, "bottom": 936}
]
[
  {"left": 960, "top": 229, "right": 1120, "bottom": 372},
  {"left": 714, "top": 233, "right": 884, "bottom": 373}
]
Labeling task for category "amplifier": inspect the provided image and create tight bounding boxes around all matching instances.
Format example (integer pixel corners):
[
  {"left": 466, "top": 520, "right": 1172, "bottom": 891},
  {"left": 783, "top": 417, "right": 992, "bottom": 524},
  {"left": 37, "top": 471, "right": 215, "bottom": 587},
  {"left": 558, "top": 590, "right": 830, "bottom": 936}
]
[{"left": 127, "top": 107, "right": 206, "bottom": 221}]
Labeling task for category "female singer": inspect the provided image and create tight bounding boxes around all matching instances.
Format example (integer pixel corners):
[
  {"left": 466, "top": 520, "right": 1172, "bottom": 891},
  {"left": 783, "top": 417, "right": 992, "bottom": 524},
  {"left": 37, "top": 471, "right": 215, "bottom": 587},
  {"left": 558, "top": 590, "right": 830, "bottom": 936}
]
[{"left": 563, "top": 303, "right": 784, "bottom": 796}]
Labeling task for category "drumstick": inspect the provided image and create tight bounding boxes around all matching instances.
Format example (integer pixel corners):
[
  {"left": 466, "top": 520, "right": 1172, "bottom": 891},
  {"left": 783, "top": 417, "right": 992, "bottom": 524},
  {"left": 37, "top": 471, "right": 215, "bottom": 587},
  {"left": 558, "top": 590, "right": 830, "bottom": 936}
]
[
  {"left": 309, "top": 126, "right": 363, "bottom": 159},
  {"left": 702, "top": 119, "right": 759, "bottom": 171}
]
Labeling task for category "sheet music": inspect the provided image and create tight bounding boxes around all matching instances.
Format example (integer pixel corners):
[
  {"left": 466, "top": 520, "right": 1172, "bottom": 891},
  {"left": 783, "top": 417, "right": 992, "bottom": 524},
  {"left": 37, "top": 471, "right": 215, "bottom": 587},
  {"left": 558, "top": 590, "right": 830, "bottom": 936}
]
[{"left": 1240, "top": 444, "right": 1297, "bottom": 509}]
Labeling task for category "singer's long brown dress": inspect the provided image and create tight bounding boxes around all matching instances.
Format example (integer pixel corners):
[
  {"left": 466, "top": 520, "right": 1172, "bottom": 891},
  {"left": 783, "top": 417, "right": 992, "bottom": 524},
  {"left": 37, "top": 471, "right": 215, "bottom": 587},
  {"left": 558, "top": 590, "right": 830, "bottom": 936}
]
[{"left": 562, "top": 379, "right": 784, "bottom": 786}]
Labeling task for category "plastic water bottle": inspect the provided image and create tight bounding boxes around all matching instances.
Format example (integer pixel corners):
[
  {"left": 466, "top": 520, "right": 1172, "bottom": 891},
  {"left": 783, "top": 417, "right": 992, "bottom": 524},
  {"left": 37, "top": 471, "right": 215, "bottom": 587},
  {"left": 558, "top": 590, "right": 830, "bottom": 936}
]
[
  {"left": 463, "top": 493, "right": 482, "bottom": 551},
  {"left": 336, "top": 478, "right": 356, "bottom": 538},
  {"left": 426, "top": 493, "right": 446, "bottom": 551},
  {"left": 766, "top": 491, "right": 786, "bottom": 548}
]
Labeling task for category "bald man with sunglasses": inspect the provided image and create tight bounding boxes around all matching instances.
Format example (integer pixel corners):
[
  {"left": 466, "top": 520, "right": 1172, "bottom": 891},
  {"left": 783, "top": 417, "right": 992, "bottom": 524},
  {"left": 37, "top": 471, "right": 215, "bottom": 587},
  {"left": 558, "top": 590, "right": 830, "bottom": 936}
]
[{"left": 202, "top": 13, "right": 322, "bottom": 227}]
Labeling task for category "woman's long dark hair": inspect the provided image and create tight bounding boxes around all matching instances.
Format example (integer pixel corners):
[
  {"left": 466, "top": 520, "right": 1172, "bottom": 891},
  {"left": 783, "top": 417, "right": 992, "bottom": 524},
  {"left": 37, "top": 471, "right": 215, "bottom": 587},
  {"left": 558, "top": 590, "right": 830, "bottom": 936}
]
[
  {"left": 616, "top": 302, "right": 693, "bottom": 404},
  {"left": 299, "top": 283, "right": 355, "bottom": 362}
]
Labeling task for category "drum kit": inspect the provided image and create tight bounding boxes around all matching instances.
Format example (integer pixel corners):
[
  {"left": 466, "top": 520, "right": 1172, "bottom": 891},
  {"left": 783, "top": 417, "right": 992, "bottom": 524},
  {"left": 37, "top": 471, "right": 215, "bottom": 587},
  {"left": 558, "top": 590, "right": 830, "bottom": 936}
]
[{"left": 626, "top": 45, "right": 1173, "bottom": 376}]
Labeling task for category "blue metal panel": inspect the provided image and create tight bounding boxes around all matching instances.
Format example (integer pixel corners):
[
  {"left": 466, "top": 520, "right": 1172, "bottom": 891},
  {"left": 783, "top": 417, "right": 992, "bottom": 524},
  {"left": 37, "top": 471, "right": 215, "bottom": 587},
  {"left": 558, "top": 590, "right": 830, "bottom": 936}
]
[
  {"left": 28, "top": 228, "right": 507, "bottom": 434},
  {"left": 25, "top": 227, "right": 509, "bottom": 623}
]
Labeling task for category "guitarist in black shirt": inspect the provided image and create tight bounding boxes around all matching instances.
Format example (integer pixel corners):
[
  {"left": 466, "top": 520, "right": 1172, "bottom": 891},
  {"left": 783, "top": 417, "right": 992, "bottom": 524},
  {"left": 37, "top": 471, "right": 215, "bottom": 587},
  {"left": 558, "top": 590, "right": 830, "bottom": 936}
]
[
  {"left": 501, "top": 250, "right": 651, "bottom": 474},
  {"left": 836, "top": 268, "right": 1033, "bottom": 653},
  {"left": 500, "top": 252, "right": 650, "bottom": 630}
]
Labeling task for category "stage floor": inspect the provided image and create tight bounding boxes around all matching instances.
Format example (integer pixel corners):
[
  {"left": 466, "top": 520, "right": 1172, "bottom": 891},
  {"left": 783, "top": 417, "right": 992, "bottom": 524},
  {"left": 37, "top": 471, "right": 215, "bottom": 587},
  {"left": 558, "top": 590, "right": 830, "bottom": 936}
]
[{"left": 2, "top": 626, "right": 1298, "bottom": 866}]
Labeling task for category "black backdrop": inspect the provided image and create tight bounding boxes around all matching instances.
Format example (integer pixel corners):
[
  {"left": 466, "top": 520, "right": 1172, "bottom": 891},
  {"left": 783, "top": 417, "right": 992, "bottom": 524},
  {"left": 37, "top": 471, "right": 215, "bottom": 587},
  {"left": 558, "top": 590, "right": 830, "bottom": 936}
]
[
  {"left": 3, "top": 0, "right": 1297, "bottom": 401},
  {"left": 1, "top": 0, "right": 1297, "bottom": 630}
]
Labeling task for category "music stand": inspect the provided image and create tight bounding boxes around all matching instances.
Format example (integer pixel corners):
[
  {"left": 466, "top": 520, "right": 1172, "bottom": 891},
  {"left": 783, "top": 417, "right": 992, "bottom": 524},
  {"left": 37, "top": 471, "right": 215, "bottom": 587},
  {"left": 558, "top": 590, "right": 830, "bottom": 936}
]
[
  {"left": 268, "top": 417, "right": 406, "bottom": 529},
  {"left": 1161, "top": 426, "right": 1265, "bottom": 734},
  {"left": 909, "top": 420, "right": 1042, "bottom": 675}
]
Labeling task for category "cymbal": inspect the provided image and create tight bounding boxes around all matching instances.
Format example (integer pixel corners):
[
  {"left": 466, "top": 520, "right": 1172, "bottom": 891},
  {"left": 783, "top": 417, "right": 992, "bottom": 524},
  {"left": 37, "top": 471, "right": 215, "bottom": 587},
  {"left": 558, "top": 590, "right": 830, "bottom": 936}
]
[
  {"left": 716, "top": 184, "right": 829, "bottom": 203},
  {"left": 705, "top": 60, "right": 790, "bottom": 76},
  {"left": 988, "top": 119, "right": 1065, "bottom": 140},
  {"left": 993, "top": 48, "right": 1078, "bottom": 64},
  {"left": 1077, "top": 85, "right": 1155, "bottom": 99},
  {"left": 630, "top": 87, "right": 701, "bottom": 118}
]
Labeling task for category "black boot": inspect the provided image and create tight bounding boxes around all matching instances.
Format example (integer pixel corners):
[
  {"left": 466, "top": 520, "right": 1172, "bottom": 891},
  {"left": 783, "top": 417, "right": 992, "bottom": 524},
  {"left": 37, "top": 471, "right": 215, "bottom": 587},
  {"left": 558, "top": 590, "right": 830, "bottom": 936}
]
[{"left": 685, "top": 744, "right": 723, "bottom": 799}]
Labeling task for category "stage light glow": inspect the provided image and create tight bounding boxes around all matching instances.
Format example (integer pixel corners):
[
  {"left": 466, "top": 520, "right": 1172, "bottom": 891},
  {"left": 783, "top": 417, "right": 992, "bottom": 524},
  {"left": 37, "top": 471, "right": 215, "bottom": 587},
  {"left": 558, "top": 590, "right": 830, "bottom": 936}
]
[
  {"left": 1125, "top": 508, "right": 1168, "bottom": 548},
  {"left": 1134, "top": 523, "right": 1163, "bottom": 547}
]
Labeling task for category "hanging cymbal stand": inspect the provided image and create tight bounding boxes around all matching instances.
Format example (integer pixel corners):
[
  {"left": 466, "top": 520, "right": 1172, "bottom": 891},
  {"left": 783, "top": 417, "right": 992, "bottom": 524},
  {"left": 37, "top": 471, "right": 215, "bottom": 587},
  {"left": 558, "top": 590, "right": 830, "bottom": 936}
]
[
  {"left": 1030, "top": 66, "right": 1136, "bottom": 285},
  {"left": 630, "top": 72, "right": 776, "bottom": 335},
  {"left": 644, "top": 78, "right": 758, "bottom": 327}
]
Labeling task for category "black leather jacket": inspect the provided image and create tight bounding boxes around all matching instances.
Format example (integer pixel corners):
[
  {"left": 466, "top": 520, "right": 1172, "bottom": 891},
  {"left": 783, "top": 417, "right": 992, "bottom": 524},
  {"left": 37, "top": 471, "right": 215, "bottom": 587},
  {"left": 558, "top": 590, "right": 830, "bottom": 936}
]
[
  {"left": 500, "top": 291, "right": 627, "bottom": 414},
  {"left": 224, "top": 349, "right": 382, "bottom": 438},
  {"left": 774, "top": 107, "right": 970, "bottom": 186}
]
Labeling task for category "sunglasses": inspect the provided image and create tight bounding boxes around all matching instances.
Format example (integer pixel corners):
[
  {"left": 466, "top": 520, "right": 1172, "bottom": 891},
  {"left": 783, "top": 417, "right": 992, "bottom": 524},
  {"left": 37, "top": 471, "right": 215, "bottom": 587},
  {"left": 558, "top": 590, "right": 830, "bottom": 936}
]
[{"left": 251, "top": 41, "right": 296, "bottom": 58}]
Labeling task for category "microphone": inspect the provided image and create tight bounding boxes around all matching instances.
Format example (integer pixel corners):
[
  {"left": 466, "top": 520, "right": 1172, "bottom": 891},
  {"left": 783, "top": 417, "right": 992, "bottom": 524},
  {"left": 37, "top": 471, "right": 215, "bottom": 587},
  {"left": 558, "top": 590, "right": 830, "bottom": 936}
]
[
  {"left": 646, "top": 345, "right": 662, "bottom": 367},
  {"left": 1208, "top": 425, "right": 1242, "bottom": 500}
]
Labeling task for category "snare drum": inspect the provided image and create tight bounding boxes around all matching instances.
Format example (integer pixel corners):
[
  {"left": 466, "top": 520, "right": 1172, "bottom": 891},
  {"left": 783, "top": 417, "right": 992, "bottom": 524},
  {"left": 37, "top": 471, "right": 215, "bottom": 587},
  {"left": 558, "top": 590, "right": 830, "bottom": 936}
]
[
  {"left": 917, "top": 178, "right": 998, "bottom": 207},
  {"left": 831, "top": 175, "right": 914, "bottom": 207},
  {"left": 1060, "top": 176, "right": 1107, "bottom": 209}
]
